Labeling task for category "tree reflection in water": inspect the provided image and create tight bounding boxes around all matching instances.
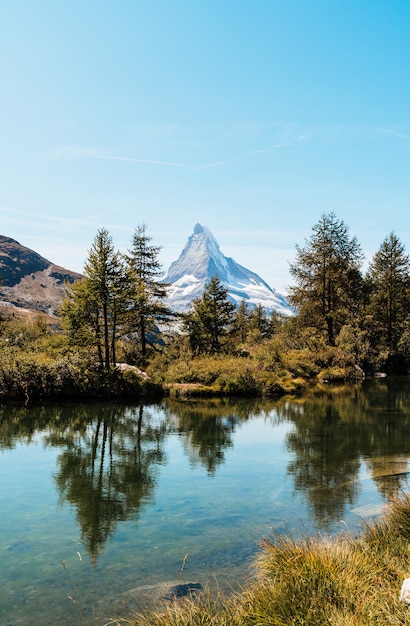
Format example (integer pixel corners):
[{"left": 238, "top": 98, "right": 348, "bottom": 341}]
[
  {"left": 278, "top": 378, "right": 410, "bottom": 529},
  {"left": 163, "top": 397, "right": 283, "bottom": 474},
  {"left": 50, "top": 403, "right": 168, "bottom": 558},
  {"left": 164, "top": 399, "right": 241, "bottom": 474}
]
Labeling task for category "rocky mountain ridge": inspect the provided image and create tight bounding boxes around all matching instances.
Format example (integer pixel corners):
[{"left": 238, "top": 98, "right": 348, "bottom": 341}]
[
  {"left": 165, "top": 224, "right": 293, "bottom": 316},
  {"left": 0, "top": 235, "right": 81, "bottom": 316}
]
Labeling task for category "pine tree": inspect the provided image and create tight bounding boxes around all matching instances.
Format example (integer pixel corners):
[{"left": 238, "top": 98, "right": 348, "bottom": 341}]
[
  {"left": 61, "top": 228, "right": 126, "bottom": 368},
  {"left": 289, "top": 212, "right": 364, "bottom": 345},
  {"left": 249, "top": 303, "right": 274, "bottom": 340},
  {"left": 126, "top": 224, "right": 172, "bottom": 363},
  {"left": 233, "top": 300, "right": 251, "bottom": 343},
  {"left": 366, "top": 232, "right": 410, "bottom": 358},
  {"left": 183, "top": 276, "right": 235, "bottom": 354}
]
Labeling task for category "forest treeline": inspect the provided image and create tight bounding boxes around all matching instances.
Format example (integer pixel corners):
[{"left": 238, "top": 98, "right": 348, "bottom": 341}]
[{"left": 1, "top": 212, "right": 409, "bottom": 402}]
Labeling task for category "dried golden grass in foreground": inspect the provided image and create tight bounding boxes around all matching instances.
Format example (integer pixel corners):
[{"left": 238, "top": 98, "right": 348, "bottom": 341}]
[{"left": 117, "top": 492, "right": 410, "bottom": 625}]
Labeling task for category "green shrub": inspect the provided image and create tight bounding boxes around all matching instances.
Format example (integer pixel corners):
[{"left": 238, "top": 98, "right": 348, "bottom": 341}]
[
  {"left": 317, "top": 366, "right": 347, "bottom": 382},
  {"left": 0, "top": 351, "right": 161, "bottom": 403},
  {"left": 217, "top": 367, "right": 261, "bottom": 396}
]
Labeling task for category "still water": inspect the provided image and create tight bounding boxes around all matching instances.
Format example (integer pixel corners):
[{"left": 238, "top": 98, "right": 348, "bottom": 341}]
[{"left": 1, "top": 377, "right": 410, "bottom": 625}]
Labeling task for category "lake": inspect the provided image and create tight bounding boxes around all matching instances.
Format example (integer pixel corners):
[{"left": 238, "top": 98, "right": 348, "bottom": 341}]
[{"left": 1, "top": 377, "right": 410, "bottom": 625}]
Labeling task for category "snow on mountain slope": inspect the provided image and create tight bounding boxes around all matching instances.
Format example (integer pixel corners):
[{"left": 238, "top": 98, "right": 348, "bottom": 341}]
[{"left": 164, "top": 224, "right": 294, "bottom": 316}]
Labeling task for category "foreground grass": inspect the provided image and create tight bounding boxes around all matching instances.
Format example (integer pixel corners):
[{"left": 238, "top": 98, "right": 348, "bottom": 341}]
[{"left": 117, "top": 492, "right": 410, "bottom": 625}]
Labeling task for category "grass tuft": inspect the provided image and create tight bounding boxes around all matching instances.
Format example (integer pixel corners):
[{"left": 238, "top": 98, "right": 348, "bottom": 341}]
[{"left": 118, "top": 491, "right": 410, "bottom": 625}]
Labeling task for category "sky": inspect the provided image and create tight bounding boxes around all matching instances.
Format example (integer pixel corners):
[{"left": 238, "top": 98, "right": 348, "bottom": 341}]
[{"left": 1, "top": 1, "right": 410, "bottom": 294}]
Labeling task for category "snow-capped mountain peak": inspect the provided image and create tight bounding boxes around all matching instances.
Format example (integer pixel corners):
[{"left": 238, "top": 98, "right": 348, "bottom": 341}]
[
  {"left": 165, "top": 224, "right": 294, "bottom": 316},
  {"left": 167, "top": 223, "right": 230, "bottom": 282}
]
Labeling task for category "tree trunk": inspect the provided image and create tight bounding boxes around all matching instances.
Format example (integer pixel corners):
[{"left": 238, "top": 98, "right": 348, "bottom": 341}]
[{"left": 103, "top": 301, "right": 110, "bottom": 369}]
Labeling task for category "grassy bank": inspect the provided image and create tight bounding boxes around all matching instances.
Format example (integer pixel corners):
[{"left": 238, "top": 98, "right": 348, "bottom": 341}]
[
  {"left": 117, "top": 492, "right": 410, "bottom": 625},
  {"left": 0, "top": 349, "right": 163, "bottom": 403},
  {"left": 148, "top": 340, "right": 364, "bottom": 399}
]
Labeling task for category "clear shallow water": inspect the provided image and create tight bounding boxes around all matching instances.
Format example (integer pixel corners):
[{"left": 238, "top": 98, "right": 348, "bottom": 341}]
[{"left": 1, "top": 378, "right": 410, "bottom": 624}]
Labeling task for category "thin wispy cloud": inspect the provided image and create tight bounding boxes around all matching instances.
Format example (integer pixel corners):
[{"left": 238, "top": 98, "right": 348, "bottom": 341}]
[
  {"left": 57, "top": 124, "right": 308, "bottom": 173},
  {"left": 0, "top": 207, "right": 142, "bottom": 250},
  {"left": 194, "top": 141, "right": 293, "bottom": 171},
  {"left": 58, "top": 146, "right": 188, "bottom": 168},
  {"left": 58, "top": 142, "right": 293, "bottom": 172},
  {"left": 195, "top": 159, "right": 231, "bottom": 171},
  {"left": 0, "top": 205, "right": 108, "bottom": 229},
  {"left": 377, "top": 128, "right": 410, "bottom": 141},
  {"left": 93, "top": 154, "right": 188, "bottom": 168},
  {"left": 56, "top": 123, "right": 383, "bottom": 176}
]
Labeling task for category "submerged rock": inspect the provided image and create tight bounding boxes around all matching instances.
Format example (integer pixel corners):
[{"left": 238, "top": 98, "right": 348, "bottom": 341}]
[
  {"left": 351, "top": 503, "right": 386, "bottom": 517},
  {"left": 165, "top": 582, "right": 203, "bottom": 600},
  {"left": 120, "top": 580, "right": 203, "bottom": 613}
]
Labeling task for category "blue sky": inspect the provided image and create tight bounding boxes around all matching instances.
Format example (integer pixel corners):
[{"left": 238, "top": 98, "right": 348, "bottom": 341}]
[{"left": 1, "top": 1, "right": 410, "bottom": 293}]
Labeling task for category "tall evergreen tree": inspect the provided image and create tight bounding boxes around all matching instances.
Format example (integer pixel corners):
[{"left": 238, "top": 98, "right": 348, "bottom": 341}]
[
  {"left": 126, "top": 224, "right": 172, "bottom": 363},
  {"left": 233, "top": 299, "right": 251, "bottom": 343},
  {"left": 249, "top": 303, "right": 274, "bottom": 339},
  {"left": 289, "top": 212, "right": 364, "bottom": 345},
  {"left": 61, "top": 228, "right": 126, "bottom": 368},
  {"left": 366, "top": 232, "right": 410, "bottom": 358},
  {"left": 183, "top": 276, "right": 235, "bottom": 354}
]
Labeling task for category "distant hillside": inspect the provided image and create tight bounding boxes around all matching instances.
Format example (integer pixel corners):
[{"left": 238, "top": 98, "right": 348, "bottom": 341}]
[{"left": 0, "top": 235, "right": 82, "bottom": 316}]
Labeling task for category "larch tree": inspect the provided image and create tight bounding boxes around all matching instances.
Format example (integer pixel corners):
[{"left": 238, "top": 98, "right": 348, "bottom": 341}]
[
  {"left": 126, "top": 224, "right": 173, "bottom": 363},
  {"left": 289, "top": 212, "right": 364, "bottom": 346},
  {"left": 60, "top": 228, "right": 126, "bottom": 369},
  {"left": 248, "top": 303, "right": 274, "bottom": 340},
  {"left": 366, "top": 232, "right": 410, "bottom": 356}
]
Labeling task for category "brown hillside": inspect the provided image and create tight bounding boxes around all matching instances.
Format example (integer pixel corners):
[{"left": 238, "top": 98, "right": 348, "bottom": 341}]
[{"left": 0, "top": 235, "right": 82, "bottom": 315}]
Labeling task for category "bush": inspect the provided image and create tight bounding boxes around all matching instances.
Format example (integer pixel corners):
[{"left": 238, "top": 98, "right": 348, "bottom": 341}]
[
  {"left": 217, "top": 367, "right": 261, "bottom": 396},
  {"left": 0, "top": 352, "right": 161, "bottom": 403}
]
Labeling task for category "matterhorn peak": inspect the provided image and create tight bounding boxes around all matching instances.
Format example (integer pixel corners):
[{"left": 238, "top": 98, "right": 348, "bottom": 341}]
[
  {"left": 192, "top": 222, "right": 216, "bottom": 240},
  {"left": 165, "top": 224, "right": 294, "bottom": 316},
  {"left": 166, "top": 223, "right": 228, "bottom": 283},
  {"left": 193, "top": 222, "right": 206, "bottom": 234}
]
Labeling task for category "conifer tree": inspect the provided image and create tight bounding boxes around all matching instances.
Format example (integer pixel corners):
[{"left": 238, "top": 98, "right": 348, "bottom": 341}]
[
  {"left": 289, "top": 212, "right": 364, "bottom": 345},
  {"left": 61, "top": 228, "right": 126, "bottom": 368},
  {"left": 126, "top": 224, "right": 172, "bottom": 363},
  {"left": 183, "top": 276, "right": 235, "bottom": 354},
  {"left": 249, "top": 303, "right": 274, "bottom": 339},
  {"left": 366, "top": 232, "right": 410, "bottom": 358},
  {"left": 233, "top": 300, "right": 251, "bottom": 343}
]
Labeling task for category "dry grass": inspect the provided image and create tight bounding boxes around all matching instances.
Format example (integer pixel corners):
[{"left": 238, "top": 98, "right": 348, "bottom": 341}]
[{"left": 118, "top": 492, "right": 410, "bottom": 625}]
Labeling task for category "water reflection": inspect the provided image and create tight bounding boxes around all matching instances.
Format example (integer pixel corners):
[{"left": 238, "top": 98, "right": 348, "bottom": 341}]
[
  {"left": 163, "top": 397, "right": 284, "bottom": 474},
  {"left": 279, "top": 389, "right": 363, "bottom": 528},
  {"left": 164, "top": 400, "right": 241, "bottom": 474},
  {"left": 1, "top": 378, "right": 410, "bottom": 562},
  {"left": 0, "top": 402, "right": 169, "bottom": 559},
  {"left": 276, "top": 378, "right": 410, "bottom": 528},
  {"left": 51, "top": 404, "right": 168, "bottom": 557}
]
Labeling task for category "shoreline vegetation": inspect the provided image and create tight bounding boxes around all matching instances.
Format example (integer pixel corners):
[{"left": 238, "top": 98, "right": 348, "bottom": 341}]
[
  {"left": 117, "top": 491, "right": 410, "bottom": 625},
  {"left": 0, "top": 330, "right": 365, "bottom": 405}
]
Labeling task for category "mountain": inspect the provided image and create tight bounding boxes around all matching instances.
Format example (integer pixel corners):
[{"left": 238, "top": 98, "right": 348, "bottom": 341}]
[
  {"left": 0, "top": 235, "right": 82, "bottom": 316},
  {"left": 164, "top": 224, "right": 294, "bottom": 316}
]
